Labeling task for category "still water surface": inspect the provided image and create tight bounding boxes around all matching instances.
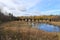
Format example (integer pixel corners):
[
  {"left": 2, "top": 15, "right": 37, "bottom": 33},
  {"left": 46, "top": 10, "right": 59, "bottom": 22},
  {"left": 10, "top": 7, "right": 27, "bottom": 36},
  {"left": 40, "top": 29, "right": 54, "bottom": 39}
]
[{"left": 32, "top": 23, "right": 60, "bottom": 32}]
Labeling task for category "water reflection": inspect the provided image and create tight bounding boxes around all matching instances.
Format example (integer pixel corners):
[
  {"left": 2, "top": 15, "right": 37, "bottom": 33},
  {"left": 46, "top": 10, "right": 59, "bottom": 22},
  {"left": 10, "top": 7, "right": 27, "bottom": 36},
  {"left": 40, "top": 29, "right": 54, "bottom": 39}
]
[{"left": 32, "top": 23, "right": 60, "bottom": 32}]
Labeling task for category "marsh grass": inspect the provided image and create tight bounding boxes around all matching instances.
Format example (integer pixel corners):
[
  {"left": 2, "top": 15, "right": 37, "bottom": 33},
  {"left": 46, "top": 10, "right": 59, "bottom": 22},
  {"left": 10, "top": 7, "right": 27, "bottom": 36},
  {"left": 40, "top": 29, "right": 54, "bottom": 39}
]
[{"left": 0, "top": 21, "right": 59, "bottom": 40}]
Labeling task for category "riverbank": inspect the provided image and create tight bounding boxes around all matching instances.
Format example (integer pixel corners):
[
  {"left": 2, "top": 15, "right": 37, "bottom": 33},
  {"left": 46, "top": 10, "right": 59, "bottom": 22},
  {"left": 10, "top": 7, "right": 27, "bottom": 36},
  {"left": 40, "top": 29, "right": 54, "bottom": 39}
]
[
  {"left": 49, "top": 21, "right": 60, "bottom": 27},
  {"left": 39, "top": 21, "right": 60, "bottom": 27}
]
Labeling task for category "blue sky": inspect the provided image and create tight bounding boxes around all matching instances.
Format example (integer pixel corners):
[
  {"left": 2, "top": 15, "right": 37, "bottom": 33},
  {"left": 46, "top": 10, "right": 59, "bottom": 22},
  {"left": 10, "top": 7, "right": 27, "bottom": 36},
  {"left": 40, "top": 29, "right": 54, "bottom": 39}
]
[
  {"left": 35, "top": 0, "right": 60, "bottom": 11},
  {"left": 0, "top": 0, "right": 60, "bottom": 16}
]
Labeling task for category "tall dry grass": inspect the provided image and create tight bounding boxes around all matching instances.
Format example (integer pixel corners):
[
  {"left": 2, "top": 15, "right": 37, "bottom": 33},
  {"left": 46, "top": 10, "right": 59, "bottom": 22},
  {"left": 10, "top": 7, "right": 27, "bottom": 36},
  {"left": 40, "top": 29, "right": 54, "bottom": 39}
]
[{"left": 0, "top": 21, "right": 59, "bottom": 40}]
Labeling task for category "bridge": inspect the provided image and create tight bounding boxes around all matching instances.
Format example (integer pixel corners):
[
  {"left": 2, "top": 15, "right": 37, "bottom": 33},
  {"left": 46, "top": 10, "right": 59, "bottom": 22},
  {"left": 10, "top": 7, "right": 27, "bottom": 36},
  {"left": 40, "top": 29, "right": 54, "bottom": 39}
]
[{"left": 18, "top": 18, "right": 49, "bottom": 22}]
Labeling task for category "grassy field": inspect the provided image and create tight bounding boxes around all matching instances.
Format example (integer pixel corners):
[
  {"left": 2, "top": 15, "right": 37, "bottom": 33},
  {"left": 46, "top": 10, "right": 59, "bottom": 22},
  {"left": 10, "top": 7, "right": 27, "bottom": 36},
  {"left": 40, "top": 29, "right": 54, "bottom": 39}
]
[
  {"left": 49, "top": 21, "right": 60, "bottom": 27},
  {"left": 0, "top": 21, "right": 59, "bottom": 40},
  {"left": 57, "top": 32, "right": 60, "bottom": 40}
]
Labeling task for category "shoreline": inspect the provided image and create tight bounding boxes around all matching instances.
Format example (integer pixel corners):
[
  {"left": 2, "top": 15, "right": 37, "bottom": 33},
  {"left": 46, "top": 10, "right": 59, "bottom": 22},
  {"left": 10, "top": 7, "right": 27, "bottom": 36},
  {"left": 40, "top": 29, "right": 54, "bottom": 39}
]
[
  {"left": 45, "top": 21, "right": 60, "bottom": 27},
  {"left": 32, "top": 21, "right": 60, "bottom": 27}
]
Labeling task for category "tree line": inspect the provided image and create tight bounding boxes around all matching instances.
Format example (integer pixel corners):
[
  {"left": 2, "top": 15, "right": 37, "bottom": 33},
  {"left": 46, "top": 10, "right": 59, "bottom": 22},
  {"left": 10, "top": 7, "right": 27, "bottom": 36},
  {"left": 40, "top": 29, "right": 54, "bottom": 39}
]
[{"left": 0, "top": 11, "right": 19, "bottom": 23}]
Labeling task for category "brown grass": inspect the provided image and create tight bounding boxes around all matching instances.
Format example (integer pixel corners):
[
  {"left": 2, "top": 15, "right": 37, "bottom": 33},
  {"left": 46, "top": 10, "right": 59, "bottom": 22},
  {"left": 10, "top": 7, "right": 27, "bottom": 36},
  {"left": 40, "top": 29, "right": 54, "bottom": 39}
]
[
  {"left": 0, "top": 21, "right": 59, "bottom": 40},
  {"left": 49, "top": 22, "right": 60, "bottom": 26}
]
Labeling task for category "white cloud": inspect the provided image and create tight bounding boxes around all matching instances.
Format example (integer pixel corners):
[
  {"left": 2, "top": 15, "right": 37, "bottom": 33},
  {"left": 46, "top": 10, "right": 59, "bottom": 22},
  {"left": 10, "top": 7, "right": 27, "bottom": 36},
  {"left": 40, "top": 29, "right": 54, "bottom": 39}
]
[
  {"left": 0, "top": 0, "right": 40, "bottom": 16},
  {"left": 0, "top": 0, "right": 60, "bottom": 16}
]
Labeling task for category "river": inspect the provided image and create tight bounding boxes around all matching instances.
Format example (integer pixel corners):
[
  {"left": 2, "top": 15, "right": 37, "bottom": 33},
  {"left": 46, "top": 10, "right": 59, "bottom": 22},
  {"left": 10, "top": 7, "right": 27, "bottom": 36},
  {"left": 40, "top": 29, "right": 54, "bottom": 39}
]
[{"left": 31, "top": 23, "right": 60, "bottom": 32}]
